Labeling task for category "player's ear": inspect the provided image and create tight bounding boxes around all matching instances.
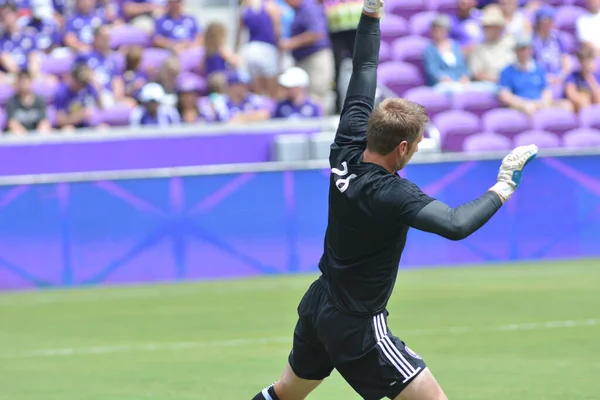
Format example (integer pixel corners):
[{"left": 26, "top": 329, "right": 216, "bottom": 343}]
[{"left": 398, "top": 140, "right": 408, "bottom": 156}]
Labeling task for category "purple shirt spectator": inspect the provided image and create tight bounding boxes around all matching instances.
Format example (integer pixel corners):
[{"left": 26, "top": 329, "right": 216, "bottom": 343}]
[
  {"left": 54, "top": 81, "right": 100, "bottom": 126},
  {"left": 449, "top": 10, "right": 483, "bottom": 46},
  {"left": 123, "top": 69, "right": 148, "bottom": 98},
  {"left": 532, "top": 30, "right": 565, "bottom": 75},
  {"left": 0, "top": 32, "right": 37, "bottom": 70},
  {"left": 289, "top": 0, "right": 330, "bottom": 61},
  {"left": 65, "top": 9, "right": 107, "bottom": 45},
  {"left": 565, "top": 70, "right": 600, "bottom": 93},
  {"left": 213, "top": 93, "right": 267, "bottom": 122},
  {"left": 130, "top": 104, "right": 181, "bottom": 126},
  {"left": 75, "top": 51, "right": 118, "bottom": 90},
  {"left": 19, "top": 16, "right": 61, "bottom": 52},
  {"left": 154, "top": 14, "right": 199, "bottom": 42},
  {"left": 272, "top": 98, "right": 321, "bottom": 119}
]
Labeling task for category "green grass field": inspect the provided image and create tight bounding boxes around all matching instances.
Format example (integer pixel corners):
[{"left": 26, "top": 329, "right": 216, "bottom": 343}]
[{"left": 1, "top": 259, "right": 599, "bottom": 400}]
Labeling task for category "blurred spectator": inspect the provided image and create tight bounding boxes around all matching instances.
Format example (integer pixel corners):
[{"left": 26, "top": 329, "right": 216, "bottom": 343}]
[
  {"left": 204, "top": 22, "right": 239, "bottom": 85},
  {"left": 498, "top": 34, "right": 571, "bottom": 116},
  {"left": 576, "top": 0, "right": 600, "bottom": 56},
  {"left": 0, "top": 2, "right": 43, "bottom": 80},
  {"left": 98, "top": 0, "right": 123, "bottom": 25},
  {"left": 176, "top": 78, "right": 203, "bottom": 123},
  {"left": 121, "top": 0, "right": 164, "bottom": 35},
  {"left": 54, "top": 63, "right": 102, "bottom": 130},
  {"left": 469, "top": 5, "right": 515, "bottom": 85},
  {"left": 450, "top": 0, "right": 483, "bottom": 53},
  {"left": 51, "top": 0, "right": 66, "bottom": 27},
  {"left": 19, "top": 0, "right": 61, "bottom": 54},
  {"left": 212, "top": 70, "right": 271, "bottom": 123},
  {"left": 498, "top": 0, "right": 531, "bottom": 38},
  {"left": 532, "top": 5, "right": 571, "bottom": 85},
  {"left": 320, "top": 0, "right": 361, "bottom": 113},
  {"left": 272, "top": 66, "right": 322, "bottom": 119},
  {"left": 130, "top": 82, "right": 181, "bottom": 127},
  {"left": 63, "top": 0, "right": 108, "bottom": 53},
  {"left": 275, "top": 0, "right": 295, "bottom": 39},
  {"left": 236, "top": 0, "right": 281, "bottom": 97},
  {"left": 153, "top": 0, "right": 203, "bottom": 55},
  {"left": 123, "top": 46, "right": 149, "bottom": 99},
  {"left": 564, "top": 46, "right": 600, "bottom": 113},
  {"left": 154, "top": 55, "right": 180, "bottom": 107},
  {"left": 5, "top": 71, "right": 51, "bottom": 134},
  {"left": 424, "top": 15, "right": 472, "bottom": 91},
  {"left": 75, "top": 26, "right": 131, "bottom": 107},
  {"left": 281, "top": 0, "right": 334, "bottom": 110}
]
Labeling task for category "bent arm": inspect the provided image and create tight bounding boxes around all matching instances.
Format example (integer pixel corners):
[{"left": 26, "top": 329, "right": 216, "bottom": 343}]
[{"left": 411, "top": 192, "right": 503, "bottom": 241}]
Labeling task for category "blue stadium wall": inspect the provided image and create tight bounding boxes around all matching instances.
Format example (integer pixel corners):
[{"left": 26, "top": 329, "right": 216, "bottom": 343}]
[{"left": 0, "top": 155, "right": 599, "bottom": 290}]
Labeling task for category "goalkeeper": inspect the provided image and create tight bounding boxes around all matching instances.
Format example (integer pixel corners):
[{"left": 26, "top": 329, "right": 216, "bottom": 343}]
[{"left": 251, "top": 0, "right": 538, "bottom": 399}]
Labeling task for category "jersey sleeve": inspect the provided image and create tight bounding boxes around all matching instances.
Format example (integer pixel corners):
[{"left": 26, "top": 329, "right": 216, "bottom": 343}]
[
  {"left": 384, "top": 178, "right": 436, "bottom": 225},
  {"left": 333, "top": 13, "right": 380, "bottom": 150}
]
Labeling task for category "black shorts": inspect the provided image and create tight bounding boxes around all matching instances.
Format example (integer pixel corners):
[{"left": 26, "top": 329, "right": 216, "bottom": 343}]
[{"left": 288, "top": 280, "right": 427, "bottom": 400}]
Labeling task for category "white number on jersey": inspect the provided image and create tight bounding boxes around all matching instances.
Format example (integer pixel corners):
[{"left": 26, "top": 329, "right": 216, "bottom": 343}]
[{"left": 332, "top": 161, "right": 357, "bottom": 193}]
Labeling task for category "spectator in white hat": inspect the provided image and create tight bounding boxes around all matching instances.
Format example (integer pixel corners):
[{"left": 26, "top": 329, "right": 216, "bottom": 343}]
[
  {"left": 130, "top": 82, "right": 181, "bottom": 127},
  {"left": 272, "top": 66, "right": 322, "bottom": 119}
]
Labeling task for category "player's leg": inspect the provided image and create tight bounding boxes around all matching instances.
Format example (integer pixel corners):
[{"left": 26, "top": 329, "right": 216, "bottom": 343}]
[
  {"left": 252, "top": 363, "right": 324, "bottom": 400},
  {"left": 393, "top": 368, "right": 448, "bottom": 400}
]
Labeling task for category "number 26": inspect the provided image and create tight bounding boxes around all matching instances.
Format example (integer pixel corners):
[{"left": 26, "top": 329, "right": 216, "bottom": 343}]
[{"left": 332, "top": 162, "right": 357, "bottom": 193}]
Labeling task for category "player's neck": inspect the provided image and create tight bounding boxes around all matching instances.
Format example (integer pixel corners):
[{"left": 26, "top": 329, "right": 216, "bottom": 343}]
[{"left": 362, "top": 150, "right": 396, "bottom": 174}]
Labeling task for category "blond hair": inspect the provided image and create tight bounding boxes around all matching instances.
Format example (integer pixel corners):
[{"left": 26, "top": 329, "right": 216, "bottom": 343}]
[
  {"left": 204, "top": 22, "right": 228, "bottom": 55},
  {"left": 366, "top": 98, "right": 429, "bottom": 155}
]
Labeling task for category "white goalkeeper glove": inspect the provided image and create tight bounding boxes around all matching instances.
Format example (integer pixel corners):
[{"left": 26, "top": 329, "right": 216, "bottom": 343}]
[
  {"left": 364, "top": 0, "right": 383, "bottom": 13},
  {"left": 489, "top": 144, "right": 538, "bottom": 202}
]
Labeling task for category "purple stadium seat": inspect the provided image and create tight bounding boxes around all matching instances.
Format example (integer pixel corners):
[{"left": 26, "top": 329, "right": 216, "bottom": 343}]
[
  {"left": 378, "top": 61, "right": 424, "bottom": 96},
  {"left": 46, "top": 106, "right": 56, "bottom": 127},
  {"left": 463, "top": 131, "right": 512, "bottom": 152},
  {"left": 409, "top": 11, "right": 438, "bottom": 38},
  {"left": 562, "top": 128, "right": 600, "bottom": 147},
  {"left": 32, "top": 80, "right": 59, "bottom": 105},
  {"left": 531, "top": 108, "right": 578, "bottom": 136},
  {"left": 578, "top": 104, "right": 600, "bottom": 129},
  {"left": 513, "top": 130, "right": 561, "bottom": 148},
  {"left": 404, "top": 86, "right": 450, "bottom": 118},
  {"left": 427, "top": 0, "right": 458, "bottom": 14},
  {"left": 177, "top": 72, "right": 207, "bottom": 94},
  {"left": 0, "top": 107, "right": 5, "bottom": 130},
  {"left": 98, "top": 105, "right": 132, "bottom": 126},
  {"left": 555, "top": 5, "right": 586, "bottom": 35},
  {"left": 452, "top": 90, "right": 500, "bottom": 117},
  {"left": 109, "top": 24, "right": 151, "bottom": 48},
  {"left": 40, "top": 54, "right": 74, "bottom": 76},
  {"left": 179, "top": 47, "right": 205, "bottom": 72},
  {"left": 433, "top": 110, "right": 481, "bottom": 151},
  {"left": 379, "top": 41, "right": 392, "bottom": 63},
  {"left": 0, "top": 83, "right": 14, "bottom": 106},
  {"left": 140, "top": 48, "right": 173, "bottom": 74},
  {"left": 380, "top": 14, "right": 409, "bottom": 44},
  {"left": 391, "top": 36, "right": 430, "bottom": 71},
  {"left": 558, "top": 30, "right": 577, "bottom": 54},
  {"left": 113, "top": 52, "right": 125, "bottom": 74},
  {"left": 388, "top": 0, "right": 428, "bottom": 19},
  {"left": 482, "top": 108, "right": 531, "bottom": 138}
]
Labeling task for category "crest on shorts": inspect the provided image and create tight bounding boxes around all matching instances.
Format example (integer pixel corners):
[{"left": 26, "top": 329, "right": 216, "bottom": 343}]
[{"left": 405, "top": 345, "right": 422, "bottom": 360}]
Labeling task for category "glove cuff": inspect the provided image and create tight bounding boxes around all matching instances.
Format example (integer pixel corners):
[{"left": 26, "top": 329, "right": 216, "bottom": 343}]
[
  {"left": 489, "top": 181, "right": 515, "bottom": 202},
  {"left": 363, "top": 0, "right": 380, "bottom": 13}
]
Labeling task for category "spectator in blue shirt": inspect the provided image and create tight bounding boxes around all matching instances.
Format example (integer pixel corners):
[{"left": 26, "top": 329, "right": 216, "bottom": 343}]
[
  {"left": 564, "top": 45, "right": 600, "bottom": 113},
  {"left": 272, "top": 66, "right": 322, "bottom": 119},
  {"left": 130, "top": 82, "right": 181, "bottom": 127},
  {"left": 498, "top": 33, "right": 571, "bottom": 115}
]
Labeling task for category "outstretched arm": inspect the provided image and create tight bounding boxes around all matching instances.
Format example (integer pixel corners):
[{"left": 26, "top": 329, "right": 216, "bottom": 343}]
[
  {"left": 409, "top": 145, "right": 539, "bottom": 241},
  {"left": 333, "top": 1, "right": 382, "bottom": 148}
]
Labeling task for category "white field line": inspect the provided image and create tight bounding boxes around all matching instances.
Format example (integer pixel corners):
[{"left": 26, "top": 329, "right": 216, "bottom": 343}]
[{"left": 2, "top": 318, "right": 597, "bottom": 360}]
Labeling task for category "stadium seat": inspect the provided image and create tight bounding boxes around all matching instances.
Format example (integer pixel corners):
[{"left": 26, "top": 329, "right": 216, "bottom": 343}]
[
  {"left": 513, "top": 130, "right": 561, "bottom": 149},
  {"left": 404, "top": 86, "right": 450, "bottom": 119},
  {"left": 531, "top": 108, "right": 578, "bottom": 136},
  {"left": 177, "top": 72, "right": 207, "bottom": 94},
  {"left": 32, "top": 79, "right": 59, "bottom": 105},
  {"left": 113, "top": 52, "right": 125, "bottom": 74},
  {"left": 578, "top": 105, "right": 600, "bottom": 130},
  {"left": 0, "top": 82, "right": 14, "bottom": 106},
  {"left": 179, "top": 47, "right": 205, "bottom": 72},
  {"left": 379, "top": 41, "right": 392, "bottom": 63},
  {"left": 555, "top": 5, "right": 587, "bottom": 35},
  {"left": 482, "top": 108, "right": 531, "bottom": 138},
  {"left": 452, "top": 90, "right": 501, "bottom": 117},
  {"left": 140, "top": 48, "right": 173, "bottom": 74},
  {"left": 433, "top": 110, "right": 481, "bottom": 151},
  {"left": 462, "top": 131, "right": 512, "bottom": 152},
  {"left": 391, "top": 36, "right": 429, "bottom": 72},
  {"left": 558, "top": 30, "right": 577, "bottom": 54},
  {"left": 409, "top": 11, "right": 438, "bottom": 38},
  {"left": 97, "top": 105, "right": 132, "bottom": 126},
  {"left": 387, "top": 0, "right": 428, "bottom": 19},
  {"left": 0, "top": 107, "right": 5, "bottom": 130},
  {"left": 377, "top": 61, "right": 424, "bottom": 96},
  {"left": 562, "top": 128, "right": 600, "bottom": 148},
  {"left": 109, "top": 24, "right": 151, "bottom": 49},
  {"left": 40, "top": 53, "right": 74, "bottom": 76},
  {"left": 380, "top": 14, "right": 409, "bottom": 44},
  {"left": 427, "top": 0, "right": 458, "bottom": 14}
]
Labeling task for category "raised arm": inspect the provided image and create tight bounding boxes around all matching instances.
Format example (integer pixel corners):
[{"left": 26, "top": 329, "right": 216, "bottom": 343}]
[
  {"left": 333, "top": 0, "right": 382, "bottom": 148},
  {"left": 410, "top": 145, "right": 539, "bottom": 241}
]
